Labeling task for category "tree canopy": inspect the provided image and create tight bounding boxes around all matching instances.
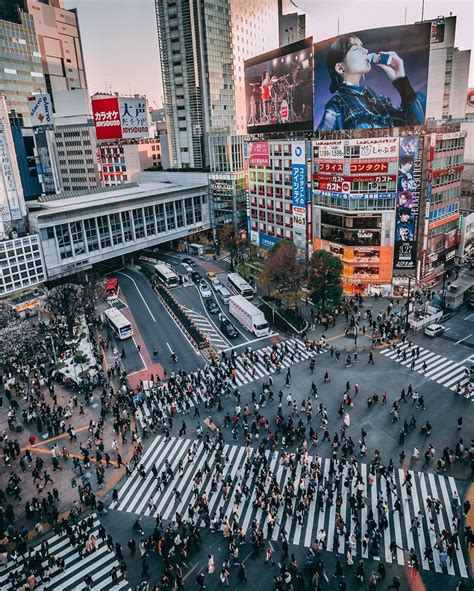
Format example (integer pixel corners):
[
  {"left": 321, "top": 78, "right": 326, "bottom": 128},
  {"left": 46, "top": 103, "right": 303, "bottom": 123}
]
[
  {"left": 307, "top": 249, "right": 343, "bottom": 311},
  {"left": 44, "top": 283, "right": 85, "bottom": 337}
]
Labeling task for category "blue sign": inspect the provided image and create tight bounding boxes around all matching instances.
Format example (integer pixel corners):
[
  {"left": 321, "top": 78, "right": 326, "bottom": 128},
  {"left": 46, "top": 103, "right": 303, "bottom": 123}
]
[
  {"left": 259, "top": 233, "right": 279, "bottom": 249},
  {"left": 314, "top": 190, "right": 396, "bottom": 200},
  {"left": 292, "top": 163, "right": 306, "bottom": 207}
]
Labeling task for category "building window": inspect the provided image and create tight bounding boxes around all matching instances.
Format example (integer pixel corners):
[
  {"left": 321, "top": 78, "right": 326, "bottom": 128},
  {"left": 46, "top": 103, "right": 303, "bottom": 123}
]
[
  {"left": 109, "top": 212, "right": 123, "bottom": 246},
  {"left": 144, "top": 206, "right": 156, "bottom": 236},
  {"left": 121, "top": 211, "right": 133, "bottom": 242},
  {"left": 175, "top": 200, "right": 184, "bottom": 228},
  {"left": 84, "top": 218, "right": 99, "bottom": 252},
  {"left": 97, "top": 215, "right": 111, "bottom": 249},
  {"left": 55, "top": 224, "right": 73, "bottom": 260},
  {"left": 132, "top": 208, "right": 145, "bottom": 239},
  {"left": 185, "top": 198, "right": 193, "bottom": 225},
  {"left": 70, "top": 221, "right": 85, "bottom": 256},
  {"left": 155, "top": 204, "right": 166, "bottom": 233},
  {"left": 165, "top": 202, "right": 176, "bottom": 230}
]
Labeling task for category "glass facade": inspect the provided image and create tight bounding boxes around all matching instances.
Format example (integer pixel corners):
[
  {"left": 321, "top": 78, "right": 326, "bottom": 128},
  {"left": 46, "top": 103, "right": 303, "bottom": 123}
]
[
  {"left": 42, "top": 196, "right": 207, "bottom": 262},
  {"left": 0, "top": 235, "right": 45, "bottom": 296}
]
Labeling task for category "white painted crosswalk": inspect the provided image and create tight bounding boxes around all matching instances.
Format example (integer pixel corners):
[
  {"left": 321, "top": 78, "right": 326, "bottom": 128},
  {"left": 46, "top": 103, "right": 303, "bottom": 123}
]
[
  {"left": 134, "top": 338, "right": 325, "bottom": 428},
  {"left": 111, "top": 436, "right": 468, "bottom": 578},
  {"left": 379, "top": 342, "right": 473, "bottom": 398},
  {"left": 181, "top": 305, "right": 229, "bottom": 351},
  {"left": 0, "top": 514, "right": 130, "bottom": 591}
]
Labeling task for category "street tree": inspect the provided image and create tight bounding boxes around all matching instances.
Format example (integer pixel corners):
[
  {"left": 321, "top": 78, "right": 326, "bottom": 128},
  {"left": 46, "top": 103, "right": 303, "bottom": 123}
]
[
  {"left": 0, "top": 319, "right": 41, "bottom": 365},
  {"left": 307, "top": 249, "right": 343, "bottom": 312},
  {"left": 0, "top": 303, "right": 16, "bottom": 329},
  {"left": 44, "top": 283, "right": 85, "bottom": 337},
  {"left": 264, "top": 241, "right": 305, "bottom": 308}
]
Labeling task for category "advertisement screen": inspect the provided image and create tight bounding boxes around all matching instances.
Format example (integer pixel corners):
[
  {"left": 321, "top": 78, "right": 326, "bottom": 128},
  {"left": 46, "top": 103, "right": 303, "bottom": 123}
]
[
  {"left": 313, "top": 23, "right": 430, "bottom": 131},
  {"left": 393, "top": 136, "right": 423, "bottom": 271},
  {"left": 245, "top": 38, "right": 313, "bottom": 134},
  {"left": 248, "top": 142, "right": 269, "bottom": 166}
]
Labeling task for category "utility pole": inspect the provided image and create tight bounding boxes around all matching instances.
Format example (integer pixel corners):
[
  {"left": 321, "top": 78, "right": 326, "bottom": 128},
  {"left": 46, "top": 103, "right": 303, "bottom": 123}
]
[{"left": 405, "top": 275, "right": 412, "bottom": 332}]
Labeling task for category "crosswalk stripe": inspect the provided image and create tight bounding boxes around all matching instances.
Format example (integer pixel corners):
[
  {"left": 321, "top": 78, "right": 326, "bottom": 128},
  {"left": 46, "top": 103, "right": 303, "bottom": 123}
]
[
  {"left": 380, "top": 343, "right": 471, "bottom": 397},
  {"left": 0, "top": 516, "right": 129, "bottom": 591},
  {"left": 112, "top": 435, "right": 468, "bottom": 577}
]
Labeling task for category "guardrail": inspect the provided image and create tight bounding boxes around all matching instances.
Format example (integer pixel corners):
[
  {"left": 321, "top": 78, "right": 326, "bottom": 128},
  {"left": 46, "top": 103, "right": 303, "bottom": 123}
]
[{"left": 154, "top": 285, "right": 210, "bottom": 351}]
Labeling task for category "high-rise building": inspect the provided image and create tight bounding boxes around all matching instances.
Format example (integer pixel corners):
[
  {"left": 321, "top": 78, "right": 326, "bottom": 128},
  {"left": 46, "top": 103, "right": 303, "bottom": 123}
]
[
  {"left": 425, "top": 15, "right": 471, "bottom": 121},
  {"left": 278, "top": 0, "right": 305, "bottom": 47},
  {"left": 97, "top": 138, "right": 162, "bottom": 187},
  {"left": 53, "top": 89, "right": 99, "bottom": 192},
  {"left": 155, "top": 0, "right": 278, "bottom": 169},
  {"left": 23, "top": 1, "right": 87, "bottom": 105}
]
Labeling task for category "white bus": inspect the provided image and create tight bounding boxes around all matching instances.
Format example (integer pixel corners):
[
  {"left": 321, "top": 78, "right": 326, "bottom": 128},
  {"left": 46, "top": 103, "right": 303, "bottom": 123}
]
[
  {"left": 103, "top": 307, "right": 133, "bottom": 340},
  {"left": 154, "top": 263, "right": 179, "bottom": 287},
  {"left": 227, "top": 273, "right": 254, "bottom": 300}
]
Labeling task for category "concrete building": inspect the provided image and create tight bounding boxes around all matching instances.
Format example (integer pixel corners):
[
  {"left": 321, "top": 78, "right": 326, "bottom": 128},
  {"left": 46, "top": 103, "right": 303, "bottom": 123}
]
[
  {"left": 155, "top": 0, "right": 278, "bottom": 169},
  {"left": 24, "top": 0, "right": 87, "bottom": 104},
  {"left": 97, "top": 139, "right": 162, "bottom": 187},
  {"left": 425, "top": 16, "right": 471, "bottom": 121},
  {"left": 0, "top": 233, "right": 45, "bottom": 296},
  {"left": 52, "top": 89, "right": 99, "bottom": 192},
  {"left": 28, "top": 180, "right": 210, "bottom": 278},
  {"left": 278, "top": 0, "right": 305, "bottom": 47}
]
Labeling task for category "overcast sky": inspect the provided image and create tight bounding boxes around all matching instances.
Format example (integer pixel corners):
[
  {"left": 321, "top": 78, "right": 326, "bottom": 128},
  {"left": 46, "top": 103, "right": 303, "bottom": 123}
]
[{"left": 65, "top": 0, "right": 473, "bottom": 106}]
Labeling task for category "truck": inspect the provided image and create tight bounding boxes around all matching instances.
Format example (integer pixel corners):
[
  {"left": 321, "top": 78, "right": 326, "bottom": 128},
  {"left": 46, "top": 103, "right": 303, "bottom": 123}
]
[{"left": 229, "top": 295, "right": 269, "bottom": 337}]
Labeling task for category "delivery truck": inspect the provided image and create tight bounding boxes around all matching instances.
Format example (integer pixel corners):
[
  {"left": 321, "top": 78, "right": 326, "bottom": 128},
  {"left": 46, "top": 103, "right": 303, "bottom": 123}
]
[{"left": 229, "top": 295, "right": 269, "bottom": 337}]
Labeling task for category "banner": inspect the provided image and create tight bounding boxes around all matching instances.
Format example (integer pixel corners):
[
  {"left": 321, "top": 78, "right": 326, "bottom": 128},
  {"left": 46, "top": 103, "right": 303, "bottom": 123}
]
[
  {"left": 248, "top": 142, "right": 269, "bottom": 166},
  {"left": 28, "top": 94, "right": 52, "bottom": 127},
  {"left": 314, "top": 23, "right": 431, "bottom": 131},
  {"left": 393, "top": 136, "right": 423, "bottom": 271},
  {"left": 92, "top": 96, "right": 150, "bottom": 141}
]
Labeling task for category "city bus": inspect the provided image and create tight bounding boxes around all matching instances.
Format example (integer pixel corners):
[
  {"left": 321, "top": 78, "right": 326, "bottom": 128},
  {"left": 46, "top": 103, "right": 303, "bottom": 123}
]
[
  {"left": 154, "top": 263, "right": 180, "bottom": 288},
  {"left": 227, "top": 273, "right": 254, "bottom": 300},
  {"left": 103, "top": 307, "right": 133, "bottom": 340}
]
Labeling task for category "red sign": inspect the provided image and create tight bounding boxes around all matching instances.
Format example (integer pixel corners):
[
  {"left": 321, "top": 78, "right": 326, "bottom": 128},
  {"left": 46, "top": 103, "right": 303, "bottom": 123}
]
[
  {"left": 350, "top": 162, "right": 388, "bottom": 173},
  {"left": 248, "top": 142, "right": 269, "bottom": 167},
  {"left": 445, "top": 230, "right": 459, "bottom": 249},
  {"left": 92, "top": 97, "right": 122, "bottom": 140},
  {"left": 318, "top": 162, "right": 343, "bottom": 173},
  {"left": 432, "top": 165, "right": 464, "bottom": 178}
]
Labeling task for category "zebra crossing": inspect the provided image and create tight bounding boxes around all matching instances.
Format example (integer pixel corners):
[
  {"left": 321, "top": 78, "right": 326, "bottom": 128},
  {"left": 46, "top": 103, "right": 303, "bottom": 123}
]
[
  {"left": 181, "top": 305, "right": 229, "bottom": 351},
  {"left": 111, "top": 435, "right": 468, "bottom": 578},
  {"left": 379, "top": 342, "right": 473, "bottom": 398},
  {"left": 0, "top": 514, "right": 130, "bottom": 591},
  {"left": 134, "top": 338, "right": 324, "bottom": 427}
]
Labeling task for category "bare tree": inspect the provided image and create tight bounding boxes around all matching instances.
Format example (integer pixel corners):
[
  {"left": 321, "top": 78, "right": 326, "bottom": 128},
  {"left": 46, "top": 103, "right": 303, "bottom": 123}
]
[
  {"left": 263, "top": 241, "right": 305, "bottom": 309},
  {"left": 44, "top": 283, "right": 85, "bottom": 337}
]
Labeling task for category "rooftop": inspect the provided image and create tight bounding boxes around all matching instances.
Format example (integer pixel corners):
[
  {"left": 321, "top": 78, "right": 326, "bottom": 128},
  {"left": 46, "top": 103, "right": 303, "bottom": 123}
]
[{"left": 27, "top": 180, "right": 208, "bottom": 216}]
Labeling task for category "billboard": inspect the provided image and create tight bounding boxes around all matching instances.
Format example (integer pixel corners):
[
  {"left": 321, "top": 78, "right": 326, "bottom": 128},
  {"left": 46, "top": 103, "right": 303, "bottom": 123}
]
[
  {"left": 291, "top": 141, "right": 307, "bottom": 255},
  {"left": 245, "top": 38, "right": 313, "bottom": 134},
  {"left": 393, "top": 136, "right": 423, "bottom": 271},
  {"left": 92, "top": 96, "right": 150, "bottom": 141},
  {"left": 248, "top": 142, "right": 269, "bottom": 166},
  {"left": 313, "top": 23, "right": 430, "bottom": 131},
  {"left": 28, "top": 94, "right": 53, "bottom": 127}
]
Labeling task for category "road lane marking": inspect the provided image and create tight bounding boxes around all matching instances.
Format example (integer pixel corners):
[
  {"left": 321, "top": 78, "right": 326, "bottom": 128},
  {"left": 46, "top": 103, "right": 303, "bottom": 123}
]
[
  {"left": 117, "top": 270, "right": 156, "bottom": 322},
  {"left": 456, "top": 334, "right": 472, "bottom": 344}
]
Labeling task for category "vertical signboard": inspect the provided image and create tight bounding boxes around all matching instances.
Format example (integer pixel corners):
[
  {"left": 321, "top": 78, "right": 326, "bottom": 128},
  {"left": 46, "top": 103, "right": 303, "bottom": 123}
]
[
  {"left": 0, "top": 121, "right": 23, "bottom": 221},
  {"left": 292, "top": 141, "right": 307, "bottom": 255},
  {"left": 92, "top": 96, "right": 121, "bottom": 140},
  {"left": 393, "top": 136, "right": 423, "bottom": 271}
]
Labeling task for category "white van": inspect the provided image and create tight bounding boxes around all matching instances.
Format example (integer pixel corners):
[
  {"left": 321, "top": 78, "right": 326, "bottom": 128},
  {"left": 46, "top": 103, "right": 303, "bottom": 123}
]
[
  {"left": 217, "top": 285, "right": 231, "bottom": 304},
  {"left": 424, "top": 324, "right": 445, "bottom": 338}
]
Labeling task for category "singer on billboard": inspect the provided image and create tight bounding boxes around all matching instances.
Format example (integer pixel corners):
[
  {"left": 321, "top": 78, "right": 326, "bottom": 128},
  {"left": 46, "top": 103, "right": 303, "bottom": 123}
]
[{"left": 316, "top": 34, "right": 426, "bottom": 131}]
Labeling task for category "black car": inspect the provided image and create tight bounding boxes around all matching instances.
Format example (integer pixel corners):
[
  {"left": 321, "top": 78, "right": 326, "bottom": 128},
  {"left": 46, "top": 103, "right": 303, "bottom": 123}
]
[
  {"left": 220, "top": 314, "right": 238, "bottom": 338},
  {"left": 191, "top": 271, "right": 201, "bottom": 282},
  {"left": 205, "top": 299, "right": 219, "bottom": 314},
  {"left": 182, "top": 257, "right": 195, "bottom": 267}
]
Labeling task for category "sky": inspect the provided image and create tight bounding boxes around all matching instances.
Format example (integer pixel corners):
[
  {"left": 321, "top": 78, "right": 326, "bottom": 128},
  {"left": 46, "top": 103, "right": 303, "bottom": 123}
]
[{"left": 65, "top": 0, "right": 473, "bottom": 107}]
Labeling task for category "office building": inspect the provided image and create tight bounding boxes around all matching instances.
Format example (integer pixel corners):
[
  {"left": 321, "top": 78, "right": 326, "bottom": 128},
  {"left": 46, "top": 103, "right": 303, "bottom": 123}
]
[
  {"left": 0, "top": 234, "right": 46, "bottom": 296},
  {"left": 155, "top": 0, "right": 277, "bottom": 169},
  {"left": 278, "top": 0, "right": 305, "bottom": 47},
  {"left": 53, "top": 89, "right": 99, "bottom": 192},
  {"left": 425, "top": 16, "right": 471, "bottom": 121},
  {"left": 97, "top": 138, "right": 162, "bottom": 187},
  {"left": 23, "top": 0, "right": 87, "bottom": 104}
]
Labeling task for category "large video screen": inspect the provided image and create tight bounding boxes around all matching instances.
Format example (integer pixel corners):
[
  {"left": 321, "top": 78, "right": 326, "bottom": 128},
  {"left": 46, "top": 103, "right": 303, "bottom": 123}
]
[
  {"left": 245, "top": 38, "right": 313, "bottom": 134},
  {"left": 313, "top": 23, "right": 431, "bottom": 131}
]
